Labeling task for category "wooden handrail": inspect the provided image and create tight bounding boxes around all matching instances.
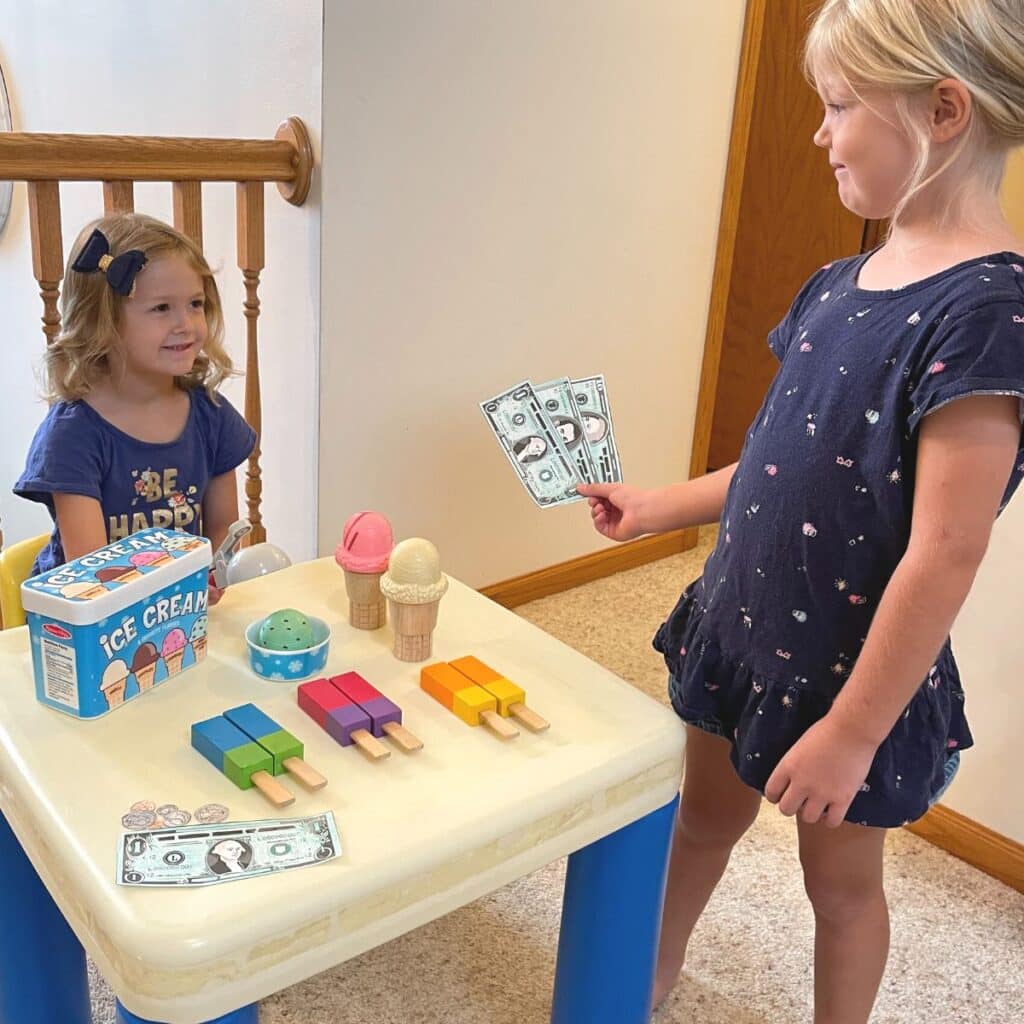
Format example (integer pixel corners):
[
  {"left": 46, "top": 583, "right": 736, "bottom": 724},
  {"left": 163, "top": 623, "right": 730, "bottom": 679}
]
[{"left": 0, "top": 117, "right": 313, "bottom": 205}]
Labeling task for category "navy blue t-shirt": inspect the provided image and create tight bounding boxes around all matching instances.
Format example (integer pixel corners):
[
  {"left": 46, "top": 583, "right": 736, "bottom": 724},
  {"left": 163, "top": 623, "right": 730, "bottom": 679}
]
[
  {"left": 15, "top": 388, "right": 256, "bottom": 575},
  {"left": 654, "top": 250, "right": 1024, "bottom": 826}
]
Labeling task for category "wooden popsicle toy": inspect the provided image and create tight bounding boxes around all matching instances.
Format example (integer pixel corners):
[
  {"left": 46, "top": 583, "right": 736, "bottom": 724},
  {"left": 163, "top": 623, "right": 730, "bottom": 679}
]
[
  {"left": 191, "top": 715, "right": 295, "bottom": 808},
  {"left": 420, "top": 662, "right": 519, "bottom": 739},
  {"left": 297, "top": 677, "right": 391, "bottom": 760},
  {"left": 449, "top": 656, "right": 550, "bottom": 732},
  {"left": 329, "top": 672, "right": 423, "bottom": 752},
  {"left": 223, "top": 703, "right": 327, "bottom": 790}
]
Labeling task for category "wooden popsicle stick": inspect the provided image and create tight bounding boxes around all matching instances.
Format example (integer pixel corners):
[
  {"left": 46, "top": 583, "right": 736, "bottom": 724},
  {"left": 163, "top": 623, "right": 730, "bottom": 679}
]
[
  {"left": 352, "top": 729, "right": 391, "bottom": 760},
  {"left": 509, "top": 702, "right": 550, "bottom": 733},
  {"left": 251, "top": 770, "right": 295, "bottom": 807},
  {"left": 481, "top": 710, "right": 519, "bottom": 740},
  {"left": 382, "top": 722, "right": 424, "bottom": 752},
  {"left": 282, "top": 756, "right": 327, "bottom": 790}
]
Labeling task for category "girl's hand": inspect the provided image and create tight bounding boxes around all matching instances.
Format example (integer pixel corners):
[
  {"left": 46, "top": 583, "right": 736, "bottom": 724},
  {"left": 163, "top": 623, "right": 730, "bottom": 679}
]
[
  {"left": 208, "top": 571, "right": 226, "bottom": 606},
  {"left": 764, "top": 715, "right": 878, "bottom": 827},
  {"left": 577, "top": 482, "right": 648, "bottom": 542}
]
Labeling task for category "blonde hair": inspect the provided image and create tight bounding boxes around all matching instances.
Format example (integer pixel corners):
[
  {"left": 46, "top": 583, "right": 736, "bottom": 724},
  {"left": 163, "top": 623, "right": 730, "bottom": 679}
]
[
  {"left": 44, "top": 212, "right": 236, "bottom": 402},
  {"left": 804, "top": 0, "right": 1024, "bottom": 226}
]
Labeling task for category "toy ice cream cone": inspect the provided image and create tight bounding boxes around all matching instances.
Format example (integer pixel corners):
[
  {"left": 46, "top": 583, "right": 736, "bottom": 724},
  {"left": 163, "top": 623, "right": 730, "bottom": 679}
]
[
  {"left": 162, "top": 628, "right": 188, "bottom": 677},
  {"left": 131, "top": 642, "right": 159, "bottom": 692},
  {"left": 380, "top": 538, "right": 449, "bottom": 662},
  {"left": 101, "top": 659, "right": 129, "bottom": 708},
  {"left": 336, "top": 511, "right": 394, "bottom": 630}
]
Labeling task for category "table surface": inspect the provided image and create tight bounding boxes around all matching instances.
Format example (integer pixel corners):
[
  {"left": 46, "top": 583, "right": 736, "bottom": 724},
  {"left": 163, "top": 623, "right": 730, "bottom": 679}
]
[{"left": 0, "top": 557, "right": 684, "bottom": 1023}]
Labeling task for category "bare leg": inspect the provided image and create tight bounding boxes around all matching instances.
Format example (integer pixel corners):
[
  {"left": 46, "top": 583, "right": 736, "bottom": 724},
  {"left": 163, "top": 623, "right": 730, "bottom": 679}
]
[
  {"left": 653, "top": 726, "right": 762, "bottom": 1007},
  {"left": 798, "top": 818, "right": 889, "bottom": 1024}
]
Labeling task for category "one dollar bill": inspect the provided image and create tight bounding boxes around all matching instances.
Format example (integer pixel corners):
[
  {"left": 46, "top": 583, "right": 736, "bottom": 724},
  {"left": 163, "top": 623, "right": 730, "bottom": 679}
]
[
  {"left": 532, "top": 377, "right": 597, "bottom": 485},
  {"left": 480, "top": 381, "right": 583, "bottom": 507},
  {"left": 570, "top": 375, "right": 622, "bottom": 484},
  {"left": 116, "top": 811, "right": 342, "bottom": 887}
]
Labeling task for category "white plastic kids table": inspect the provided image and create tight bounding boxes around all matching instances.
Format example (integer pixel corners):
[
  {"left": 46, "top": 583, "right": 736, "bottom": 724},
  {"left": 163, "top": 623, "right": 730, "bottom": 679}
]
[{"left": 0, "top": 557, "right": 684, "bottom": 1024}]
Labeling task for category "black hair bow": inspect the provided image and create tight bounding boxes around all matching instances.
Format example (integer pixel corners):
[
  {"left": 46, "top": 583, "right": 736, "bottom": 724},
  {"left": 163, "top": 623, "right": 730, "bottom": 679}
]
[{"left": 71, "top": 229, "right": 148, "bottom": 297}]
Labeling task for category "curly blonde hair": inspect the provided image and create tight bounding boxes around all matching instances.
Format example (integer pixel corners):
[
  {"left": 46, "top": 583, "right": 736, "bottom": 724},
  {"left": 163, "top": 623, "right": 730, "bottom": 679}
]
[
  {"left": 44, "top": 212, "right": 237, "bottom": 402},
  {"left": 804, "top": 0, "right": 1024, "bottom": 227}
]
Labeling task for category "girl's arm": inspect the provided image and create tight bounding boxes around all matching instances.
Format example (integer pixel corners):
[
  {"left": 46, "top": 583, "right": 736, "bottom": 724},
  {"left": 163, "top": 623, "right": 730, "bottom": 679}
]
[
  {"left": 579, "top": 462, "right": 738, "bottom": 541},
  {"left": 202, "top": 470, "right": 241, "bottom": 604},
  {"left": 53, "top": 493, "right": 108, "bottom": 561},
  {"left": 765, "top": 394, "right": 1021, "bottom": 826}
]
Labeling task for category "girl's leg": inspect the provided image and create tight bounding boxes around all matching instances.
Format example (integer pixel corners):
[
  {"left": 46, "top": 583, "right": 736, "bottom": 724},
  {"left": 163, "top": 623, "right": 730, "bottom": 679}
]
[
  {"left": 797, "top": 819, "right": 889, "bottom": 1024},
  {"left": 653, "top": 725, "right": 762, "bottom": 1006}
]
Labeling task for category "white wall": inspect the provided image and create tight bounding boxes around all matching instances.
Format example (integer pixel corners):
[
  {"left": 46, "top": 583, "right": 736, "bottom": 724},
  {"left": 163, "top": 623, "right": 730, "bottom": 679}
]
[
  {"left": 318, "top": 0, "right": 747, "bottom": 585},
  {"left": 943, "top": 153, "right": 1024, "bottom": 843},
  {"left": 0, "top": 0, "right": 322, "bottom": 563}
]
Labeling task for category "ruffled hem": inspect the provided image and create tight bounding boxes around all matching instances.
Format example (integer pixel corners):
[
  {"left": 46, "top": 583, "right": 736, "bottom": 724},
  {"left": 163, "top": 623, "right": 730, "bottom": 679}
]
[{"left": 653, "top": 583, "right": 974, "bottom": 828}]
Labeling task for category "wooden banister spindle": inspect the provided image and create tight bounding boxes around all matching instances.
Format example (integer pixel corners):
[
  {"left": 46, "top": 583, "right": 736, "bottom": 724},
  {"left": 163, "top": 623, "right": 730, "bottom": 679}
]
[
  {"left": 27, "top": 181, "right": 63, "bottom": 347},
  {"left": 236, "top": 181, "right": 266, "bottom": 544},
  {"left": 102, "top": 181, "right": 134, "bottom": 214},
  {"left": 172, "top": 181, "right": 203, "bottom": 247}
]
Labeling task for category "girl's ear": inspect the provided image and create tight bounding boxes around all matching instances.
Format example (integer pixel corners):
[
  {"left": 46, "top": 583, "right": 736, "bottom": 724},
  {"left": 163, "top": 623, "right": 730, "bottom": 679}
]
[{"left": 930, "top": 78, "right": 972, "bottom": 143}]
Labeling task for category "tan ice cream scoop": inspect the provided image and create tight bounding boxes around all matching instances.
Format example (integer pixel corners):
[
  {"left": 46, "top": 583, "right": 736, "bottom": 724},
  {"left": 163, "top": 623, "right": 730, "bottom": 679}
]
[{"left": 380, "top": 539, "right": 449, "bottom": 605}]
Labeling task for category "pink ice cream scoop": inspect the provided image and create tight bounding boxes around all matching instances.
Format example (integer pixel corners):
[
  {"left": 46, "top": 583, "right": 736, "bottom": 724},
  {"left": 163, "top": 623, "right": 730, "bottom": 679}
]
[
  {"left": 336, "top": 511, "right": 393, "bottom": 573},
  {"left": 161, "top": 628, "right": 187, "bottom": 658}
]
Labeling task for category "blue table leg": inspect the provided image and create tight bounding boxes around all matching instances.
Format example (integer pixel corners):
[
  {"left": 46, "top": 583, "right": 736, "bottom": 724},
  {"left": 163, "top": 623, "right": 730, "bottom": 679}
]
[
  {"left": 0, "top": 808, "right": 92, "bottom": 1024},
  {"left": 116, "top": 1001, "right": 258, "bottom": 1023},
  {"left": 550, "top": 795, "right": 679, "bottom": 1024}
]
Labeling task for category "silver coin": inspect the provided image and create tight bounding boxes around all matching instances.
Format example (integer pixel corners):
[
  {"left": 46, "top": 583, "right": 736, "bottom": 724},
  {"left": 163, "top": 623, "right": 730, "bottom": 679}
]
[
  {"left": 155, "top": 804, "right": 180, "bottom": 817},
  {"left": 161, "top": 810, "right": 192, "bottom": 827},
  {"left": 194, "top": 803, "right": 230, "bottom": 824},
  {"left": 121, "top": 811, "right": 157, "bottom": 830},
  {"left": 129, "top": 800, "right": 156, "bottom": 813}
]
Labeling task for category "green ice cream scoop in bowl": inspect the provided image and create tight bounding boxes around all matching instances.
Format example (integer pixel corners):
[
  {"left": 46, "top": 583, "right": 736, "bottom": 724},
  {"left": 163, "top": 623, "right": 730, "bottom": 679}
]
[{"left": 244, "top": 608, "right": 330, "bottom": 681}]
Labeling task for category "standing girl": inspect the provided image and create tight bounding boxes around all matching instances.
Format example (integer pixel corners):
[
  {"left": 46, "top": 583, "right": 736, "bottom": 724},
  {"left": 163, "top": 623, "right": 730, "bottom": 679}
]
[{"left": 581, "top": 1, "right": 1024, "bottom": 1019}]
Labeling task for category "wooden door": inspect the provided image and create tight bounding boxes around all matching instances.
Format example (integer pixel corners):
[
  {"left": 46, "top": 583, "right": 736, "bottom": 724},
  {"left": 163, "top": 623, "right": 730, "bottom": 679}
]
[{"left": 695, "top": 0, "right": 869, "bottom": 472}]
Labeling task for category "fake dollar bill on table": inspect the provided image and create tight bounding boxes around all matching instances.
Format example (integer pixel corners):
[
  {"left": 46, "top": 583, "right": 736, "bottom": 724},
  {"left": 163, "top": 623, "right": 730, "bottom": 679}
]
[
  {"left": 532, "top": 377, "right": 597, "bottom": 485},
  {"left": 116, "top": 811, "right": 341, "bottom": 886},
  {"left": 481, "top": 381, "right": 583, "bottom": 507},
  {"left": 570, "top": 375, "right": 622, "bottom": 484}
]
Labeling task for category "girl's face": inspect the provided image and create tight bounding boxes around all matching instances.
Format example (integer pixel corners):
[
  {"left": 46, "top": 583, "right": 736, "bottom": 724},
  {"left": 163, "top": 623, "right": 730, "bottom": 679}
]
[
  {"left": 118, "top": 255, "right": 208, "bottom": 384},
  {"left": 813, "top": 75, "right": 919, "bottom": 221}
]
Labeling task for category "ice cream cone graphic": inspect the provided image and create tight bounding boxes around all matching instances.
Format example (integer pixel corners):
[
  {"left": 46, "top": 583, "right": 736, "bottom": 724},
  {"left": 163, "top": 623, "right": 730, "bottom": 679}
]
[
  {"left": 161, "top": 628, "right": 188, "bottom": 677},
  {"left": 189, "top": 616, "right": 208, "bottom": 663},
  {"left": 101, "top": 659, "right": 130, "bottom": 708},
  {"left": 131, "top": 642, "right": 159, "bottom": 692}
]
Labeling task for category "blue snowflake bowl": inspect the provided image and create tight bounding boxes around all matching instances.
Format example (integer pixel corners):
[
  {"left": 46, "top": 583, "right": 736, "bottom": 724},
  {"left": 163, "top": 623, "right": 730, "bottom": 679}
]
[{"left": 244, "top": 616, "right": 331, "bottom": 682}]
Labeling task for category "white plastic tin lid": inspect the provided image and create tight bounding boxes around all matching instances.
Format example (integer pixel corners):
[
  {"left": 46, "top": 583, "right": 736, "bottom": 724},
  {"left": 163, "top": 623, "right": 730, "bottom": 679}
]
[{"left": 21, "top": 528, "right": 211, "bottom": 627}]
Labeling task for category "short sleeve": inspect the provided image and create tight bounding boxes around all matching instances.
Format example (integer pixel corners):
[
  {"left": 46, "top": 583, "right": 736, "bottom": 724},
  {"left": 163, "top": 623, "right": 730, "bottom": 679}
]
[
  {"left": 767, "top": 266, "right": 831, "bottom": 361},
  {"left": 13, "top": 404, "right": 106, "bottom": 511},
  {"left": 907, "top": 302, "right": 1024, "bottom": 434},
  {"left": 209, "top": 392, "right": 257, "bottom": 476}
]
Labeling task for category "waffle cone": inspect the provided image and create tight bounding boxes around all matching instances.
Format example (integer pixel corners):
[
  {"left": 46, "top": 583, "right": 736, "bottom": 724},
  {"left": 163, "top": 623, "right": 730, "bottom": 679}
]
[
  {"left": 134, "top": 663, "right": 157, "bottom": 692},
  {"left": 388, "top": 599, "right": 439, "bottom": 662},
  {"left": 164, "top": 650, "right": 185, "bottom": 677},
  {"left": 344, "top": 570, "right": 386, "bottom": 630}
]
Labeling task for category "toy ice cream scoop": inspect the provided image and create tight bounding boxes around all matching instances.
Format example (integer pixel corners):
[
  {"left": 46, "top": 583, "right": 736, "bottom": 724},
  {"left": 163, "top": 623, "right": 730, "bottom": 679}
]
[
  {"left": 258, "top": 609, "right": 315, "bottom": 651},
  {"left": 189, "top": 615, "right": 209, "bottom": 662},
  {"left": 336, "top": 511, "right": 393, "bottom": 630},
  {"left": 162, "top": 627, "right": 188, "bottom": 677},
  {"left": 380, "top": 538, "right": 449, "bottom": 662},
  {"left": 130, "top": 642, "right": 159, "bottom": 692},
  {"left": 101, "top": 659, "right": 130, "bottom": 709}
]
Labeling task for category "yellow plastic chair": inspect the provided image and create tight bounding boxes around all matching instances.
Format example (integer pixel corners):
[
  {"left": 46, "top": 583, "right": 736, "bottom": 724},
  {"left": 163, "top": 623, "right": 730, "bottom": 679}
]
[{"left": 0, "top": 534, "right": 49, "bottom": 629}]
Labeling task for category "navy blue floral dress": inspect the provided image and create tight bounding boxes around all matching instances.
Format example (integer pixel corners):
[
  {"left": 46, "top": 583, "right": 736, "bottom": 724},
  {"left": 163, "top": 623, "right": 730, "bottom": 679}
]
[{"left": 655, "top": 251, "right": 1024, "bottom": 826}]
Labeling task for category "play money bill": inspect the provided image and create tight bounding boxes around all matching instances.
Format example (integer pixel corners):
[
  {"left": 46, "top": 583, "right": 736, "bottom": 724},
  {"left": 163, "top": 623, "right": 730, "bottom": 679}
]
[
  {"left": 532, "top": 377, "right": 597, "bottom": 485},
  {"left": 116, "top": 811, "right": 341, "bottom": 887},
  {"left": 481, "top": 381, "right": 583, "bottom": 507},
  {"left": 570, "top": 375, "right": 622, "bottom": 484}
]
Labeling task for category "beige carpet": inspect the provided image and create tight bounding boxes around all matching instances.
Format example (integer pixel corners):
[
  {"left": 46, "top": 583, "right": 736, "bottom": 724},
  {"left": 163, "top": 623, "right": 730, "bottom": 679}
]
[{"left": 89, "top": 529, "right": 1024, "bottom": 1022}]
